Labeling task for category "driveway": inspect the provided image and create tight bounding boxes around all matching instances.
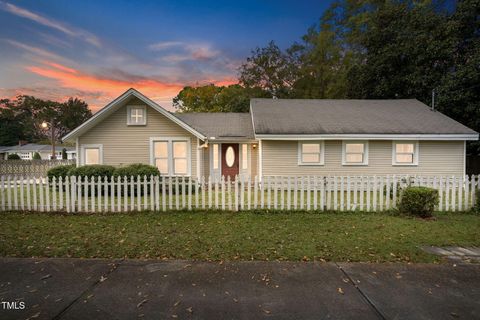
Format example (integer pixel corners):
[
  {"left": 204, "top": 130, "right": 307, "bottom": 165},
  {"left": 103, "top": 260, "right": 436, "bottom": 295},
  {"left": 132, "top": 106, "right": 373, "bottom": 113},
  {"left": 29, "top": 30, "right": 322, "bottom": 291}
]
[{"left": 0, "top": 258, "right": 479, "bottom": 319}]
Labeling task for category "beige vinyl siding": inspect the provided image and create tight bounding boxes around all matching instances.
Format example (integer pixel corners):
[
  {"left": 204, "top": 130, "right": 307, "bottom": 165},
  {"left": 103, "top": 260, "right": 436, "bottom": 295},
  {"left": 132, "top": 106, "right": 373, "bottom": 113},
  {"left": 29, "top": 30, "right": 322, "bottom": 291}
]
[
  {"left": 261, "top": 140, "right": 464, "bottom": 176},
  {"left": 202, "top": 146, "right": 210, "bottom": 179},
  {"left": 78, "top": 97, "right": 198, "bottom": 177}
]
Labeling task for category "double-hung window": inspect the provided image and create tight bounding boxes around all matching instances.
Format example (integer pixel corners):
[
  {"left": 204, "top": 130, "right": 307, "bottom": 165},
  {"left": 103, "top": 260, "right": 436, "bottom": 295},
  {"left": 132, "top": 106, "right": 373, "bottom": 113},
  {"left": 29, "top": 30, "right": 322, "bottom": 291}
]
[
  {"left": 151, "top": 138, "right": 190, "bottom": 176},
  {"left": 127, "top": 105, "right": 146, "bottom": 125},
  {"left": 173, "top": 141, "right": 187, "bottom": 175},
  {"left": 342, "top": 141, "right": 368, "bottom": 165},
  {"left": 298, "top": 141, "right": 324, "bottom": 165},
  {"left": 393, "top": 142, "right": 418, "bottom": 165}
]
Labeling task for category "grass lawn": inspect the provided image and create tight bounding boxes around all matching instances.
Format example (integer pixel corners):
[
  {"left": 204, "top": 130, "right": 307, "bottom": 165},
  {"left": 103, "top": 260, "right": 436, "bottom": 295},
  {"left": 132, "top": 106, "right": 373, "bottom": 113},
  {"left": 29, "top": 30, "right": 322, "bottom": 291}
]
[{"left": 0, "top": 211, "right": 479, "bottom": 263}]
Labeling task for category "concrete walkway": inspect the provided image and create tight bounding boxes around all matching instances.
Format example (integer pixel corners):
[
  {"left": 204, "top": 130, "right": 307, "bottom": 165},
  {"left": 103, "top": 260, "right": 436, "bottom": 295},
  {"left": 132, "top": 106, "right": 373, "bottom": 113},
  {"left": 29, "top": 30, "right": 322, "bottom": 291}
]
[
  {"left": 0, "top": 258, "right": 479, "bottom": 319},
  {"left": 421, "top": 246, "right": 480, "bottom": 263}
]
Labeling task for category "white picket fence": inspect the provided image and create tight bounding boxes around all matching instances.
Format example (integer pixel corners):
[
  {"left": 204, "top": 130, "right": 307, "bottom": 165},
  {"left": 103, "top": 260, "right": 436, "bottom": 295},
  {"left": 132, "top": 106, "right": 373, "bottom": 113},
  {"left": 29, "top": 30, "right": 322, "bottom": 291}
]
[{"left": 0, "top": 175, "right": 479, "bottom": 213}]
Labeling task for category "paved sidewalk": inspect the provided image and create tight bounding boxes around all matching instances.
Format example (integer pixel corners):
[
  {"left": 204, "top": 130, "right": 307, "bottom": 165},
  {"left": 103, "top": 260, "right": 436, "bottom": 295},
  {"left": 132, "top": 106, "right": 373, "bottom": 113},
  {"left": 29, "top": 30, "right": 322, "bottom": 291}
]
[
  {"left": 421, "top": 246, "right": 480, "bottom": 263},
  {"left": 0, "top": 258, "right": 479, "bottom": 320}
]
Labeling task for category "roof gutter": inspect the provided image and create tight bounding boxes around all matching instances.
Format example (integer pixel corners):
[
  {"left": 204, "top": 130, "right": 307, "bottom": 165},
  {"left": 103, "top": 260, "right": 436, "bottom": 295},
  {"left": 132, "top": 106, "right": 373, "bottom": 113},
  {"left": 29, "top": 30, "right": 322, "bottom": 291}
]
[{"left": 254, "top": 133, "right": 479, "bottom": 141}]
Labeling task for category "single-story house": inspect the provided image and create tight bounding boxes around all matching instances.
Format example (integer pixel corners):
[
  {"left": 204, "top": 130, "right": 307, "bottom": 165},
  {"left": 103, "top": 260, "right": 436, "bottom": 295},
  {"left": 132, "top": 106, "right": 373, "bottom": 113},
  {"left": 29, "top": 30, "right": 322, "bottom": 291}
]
[
  {"left": 62, "top": 88, "right": 479, "bottom": 179},
  {"left": 2, "top": 143, "right": 76, "bottom": 160}
]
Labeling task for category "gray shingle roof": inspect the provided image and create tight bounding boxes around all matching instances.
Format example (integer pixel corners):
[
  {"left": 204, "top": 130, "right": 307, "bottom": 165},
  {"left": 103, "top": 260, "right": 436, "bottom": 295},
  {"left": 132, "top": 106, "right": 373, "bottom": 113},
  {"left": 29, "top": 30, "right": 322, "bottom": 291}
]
[
  {"left": 2, "top": 144, "right": 75, "bottom": 152},
  {"left": 175, "top": 113, "right": 255, "bottom": 140},
  {"left": 250, "top": 99, "right": 477, "bottom": 135}
]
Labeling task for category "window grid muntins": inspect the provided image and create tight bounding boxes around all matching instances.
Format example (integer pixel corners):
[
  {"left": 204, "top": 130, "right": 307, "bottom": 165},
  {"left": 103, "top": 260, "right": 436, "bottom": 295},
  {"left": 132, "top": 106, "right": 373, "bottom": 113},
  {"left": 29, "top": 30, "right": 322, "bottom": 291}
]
[
  {"left": 301, "top": 143, "right": 321, "bottom": 163},
  {"left": 128, "top": 106, "right": 146, "bottom": 125}
]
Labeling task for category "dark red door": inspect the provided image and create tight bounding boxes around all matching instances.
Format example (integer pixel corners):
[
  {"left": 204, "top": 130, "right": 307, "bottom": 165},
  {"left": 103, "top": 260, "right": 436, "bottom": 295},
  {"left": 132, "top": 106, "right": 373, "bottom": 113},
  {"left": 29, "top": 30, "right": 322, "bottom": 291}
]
[{"left": 221, "top": 143, "right": 239, "bottom": 179}]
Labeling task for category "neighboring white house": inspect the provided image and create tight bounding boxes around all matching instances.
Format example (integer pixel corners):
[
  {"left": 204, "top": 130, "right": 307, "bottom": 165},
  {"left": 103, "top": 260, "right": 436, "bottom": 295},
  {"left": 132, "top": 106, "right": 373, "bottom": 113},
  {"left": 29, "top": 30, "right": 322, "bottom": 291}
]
[
  {"left": 1, "top": 143, "right": 76, "bottom": 160},
  {"left": 62, "top": 88, "right": 479, "bottom": 179}
]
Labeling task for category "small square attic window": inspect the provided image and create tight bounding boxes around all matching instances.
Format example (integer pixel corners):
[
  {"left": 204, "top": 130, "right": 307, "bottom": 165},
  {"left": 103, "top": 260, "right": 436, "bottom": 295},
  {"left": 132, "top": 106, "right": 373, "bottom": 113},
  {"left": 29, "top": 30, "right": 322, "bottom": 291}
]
[{"left": 127, "top": 105, "right": 146, "bottom": 125}]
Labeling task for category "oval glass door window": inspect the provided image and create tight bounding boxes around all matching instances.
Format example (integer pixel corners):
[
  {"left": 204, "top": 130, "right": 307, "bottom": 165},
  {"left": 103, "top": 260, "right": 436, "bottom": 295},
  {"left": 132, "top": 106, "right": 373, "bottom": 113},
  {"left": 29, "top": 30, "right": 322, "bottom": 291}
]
[{"left": 225, "top": 146, "right": 235, "bottom": 167}]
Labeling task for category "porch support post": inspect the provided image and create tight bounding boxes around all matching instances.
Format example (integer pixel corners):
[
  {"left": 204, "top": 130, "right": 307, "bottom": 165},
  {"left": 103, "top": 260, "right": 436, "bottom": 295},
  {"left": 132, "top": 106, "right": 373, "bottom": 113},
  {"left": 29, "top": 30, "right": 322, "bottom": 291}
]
[{"left": 258, "top": 139, "right": 263, "bottom": 182}]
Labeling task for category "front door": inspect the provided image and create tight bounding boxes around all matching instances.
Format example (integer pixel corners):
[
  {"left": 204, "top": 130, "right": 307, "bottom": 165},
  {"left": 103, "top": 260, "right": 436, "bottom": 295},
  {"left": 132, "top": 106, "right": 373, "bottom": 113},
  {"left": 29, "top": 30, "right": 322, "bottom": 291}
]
[{"left": 221, "top": 143, "right": 239, "bottom": 179}]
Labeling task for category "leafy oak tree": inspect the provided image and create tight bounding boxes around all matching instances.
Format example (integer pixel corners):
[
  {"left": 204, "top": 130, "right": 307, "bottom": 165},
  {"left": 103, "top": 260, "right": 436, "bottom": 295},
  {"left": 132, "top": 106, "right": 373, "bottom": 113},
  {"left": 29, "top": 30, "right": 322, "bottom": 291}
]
[
  {"left": 0, "top": 96, "right": 92, "bottom": 145},
  {"left": 173, "top": 84, "right": 267, "bottom": 113}
]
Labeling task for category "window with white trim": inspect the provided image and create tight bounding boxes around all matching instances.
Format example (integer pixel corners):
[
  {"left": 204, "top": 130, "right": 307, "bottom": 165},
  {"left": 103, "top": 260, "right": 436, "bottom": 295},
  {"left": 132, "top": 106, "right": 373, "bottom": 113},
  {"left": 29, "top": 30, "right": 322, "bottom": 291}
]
[
  {"left": 173, "top": 141, "right": 187, "bottom": 175},
  {"left": 152, "top": 139, "right": 190, "bottom": 176},
  {"left": 154, "top": 141, "right": 169, "bottom": 174},
  {"left": 393, "top": 142, "right": 418, "bottom": 165},
  {"left": 298, "top": 141, "right": 324, "bottom": 165},
  {"left": 343, "top": 141, "right": 368, "bottom": 165},
  {"left": 242, "top": 144, "right": 248, "bottom": 169},
  {"left": 84, "top": 148, "right": 100, "bottom": 165},
  {"left": 127, "top": 105, "right": 146, "bottom": 125}
]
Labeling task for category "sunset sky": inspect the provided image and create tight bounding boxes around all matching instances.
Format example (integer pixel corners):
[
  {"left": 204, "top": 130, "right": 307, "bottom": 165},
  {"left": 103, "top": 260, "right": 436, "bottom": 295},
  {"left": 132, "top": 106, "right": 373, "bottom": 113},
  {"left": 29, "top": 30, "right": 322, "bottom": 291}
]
[{"left": 0, "top": 0, "right": 330, "bottom": 112}]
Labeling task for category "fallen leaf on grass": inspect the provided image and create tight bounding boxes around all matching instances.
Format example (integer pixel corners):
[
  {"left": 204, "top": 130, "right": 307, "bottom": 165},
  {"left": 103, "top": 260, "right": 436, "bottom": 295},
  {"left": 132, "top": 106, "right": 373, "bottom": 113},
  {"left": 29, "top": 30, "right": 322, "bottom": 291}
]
[
  {"left": 186, "top": 307, "right": 193, "bottom": 313},
  {"left": 40, "top": 274, "right": 51, "bottom": 280},
  {"left": 137, "top": 299, "right": 148, "bottom": 308},
  {"left": 338, "top": 288, "right": 344, "bottom": 295},
  {"left": 99, "top": 275, "right": 107, "bottom": 282}
]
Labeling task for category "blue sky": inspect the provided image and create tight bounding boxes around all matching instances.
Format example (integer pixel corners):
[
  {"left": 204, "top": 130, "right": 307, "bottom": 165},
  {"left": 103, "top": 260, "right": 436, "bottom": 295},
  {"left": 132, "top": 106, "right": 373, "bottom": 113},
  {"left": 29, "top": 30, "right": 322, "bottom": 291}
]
[{"left": 0, "top": 0, "right": 332, "bottom": 110}]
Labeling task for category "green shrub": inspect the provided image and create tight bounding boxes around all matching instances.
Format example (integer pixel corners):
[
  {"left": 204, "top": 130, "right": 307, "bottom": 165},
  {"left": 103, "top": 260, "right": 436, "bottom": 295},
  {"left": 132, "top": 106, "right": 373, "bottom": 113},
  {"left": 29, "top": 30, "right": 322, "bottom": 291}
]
[
  {"left": 399, "top": 186, "right": 439, "bottom": 218},
  {"left": 32, "top": 152, "right": 41, "bottom": 160},
  {"left": 7, "top": 154, "right": 20, "bottom": 160},
  {"left": 67, "top": 165, "right": 115, "bottom": 178},
  {"left": 47, "top": 164, "right": 76, "bottom": 181},
  {"left": 112, "top": 164, "right": 161, "bottom": 196},
  {"left": 113, "top": 163, "right": 160, "bottom": 179}
]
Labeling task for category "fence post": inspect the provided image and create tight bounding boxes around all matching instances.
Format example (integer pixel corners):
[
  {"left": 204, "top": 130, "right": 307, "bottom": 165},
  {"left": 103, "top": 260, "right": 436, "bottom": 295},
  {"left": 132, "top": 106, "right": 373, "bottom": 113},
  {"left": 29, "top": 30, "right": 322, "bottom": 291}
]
[
  {"left": 0, "top": 176, "right": 5, "bottom": 211},
  {"left": 470, "top": 175, "right": 476, "bottom": 210},
  {"left": 162, "top": 176, "right": 166, "bottom": 212},
  {"left": 366, "top": 176, "right": 371, "bottom": 212},
  {"left": 273, "top": 176, "right": 278, "bottom": 210},
  {"left": 73, "top": 175, "right": 78, "bottom": 213},
  {"left": 155, "top": 175, "right": 161, "bottom": 212},
  {"left": 201, "top": 176, "right": 206, "bottom": 210},
  {"left": 38, "top": 176, "right": 44, "bottom": 212},
  {"left": 338, "top": 176, "right": 344, "bottom": 212},
  {"left": 260, "top": 175, "right": 264, "bottom": 209},
  {"left": 214, "top": 176, "right": 219, "bottom": 209},
  {"left": 292, "top": 176, "right": 297, "bottom": 210},
  {"left": 253, "top": 175, "right": 258, "bottom": 210},
  {"left": 188, "top": 177, "right": 193, "bottom": 211},
  {"left": 247, "top": 176, "right": 252, "bottom": 210},
  {"left": 240, "top": 175, "right": 245, "bottom": 210},
  {"left": 227, "top": 175, "right": 232, "bottom": 210},
  {"left": 221, "top": 175, "right": 225, "bottom": 210},
  {"left": 194, "top": 177, "right": 199, "bottom": 210},
  {"left": 142, "top": 175, "right": 147, "bottom": 211},
  {"left": 174, "top": 177, "right": 179, "bottom": 210},
  {"left": 234, "top": 175, "right": 239, "bottom": 211},
  {"left": 91, "top": 176, "right": 96, "bottom": 213},
  {"left": 464, "top": 175, "right": 469, "bottom": 210},
  {"left": 52, "top": 176, "right": 57, "bottom": 211}
]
